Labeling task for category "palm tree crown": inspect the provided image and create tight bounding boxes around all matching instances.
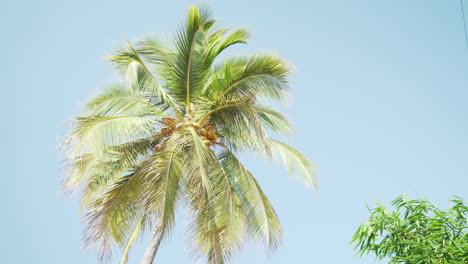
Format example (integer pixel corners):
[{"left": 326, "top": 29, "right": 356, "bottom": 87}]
[{"left": 62, "top": 5, "right": 317, "bottom": 264}]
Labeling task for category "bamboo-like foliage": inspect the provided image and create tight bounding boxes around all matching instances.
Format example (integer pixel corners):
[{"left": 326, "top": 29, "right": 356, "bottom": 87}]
[
  {"left": 351, "top": 195, "right": 468, "bottom": 263},
  {"left": 61, "top": 5, "right": 317, "bottom": 264}
]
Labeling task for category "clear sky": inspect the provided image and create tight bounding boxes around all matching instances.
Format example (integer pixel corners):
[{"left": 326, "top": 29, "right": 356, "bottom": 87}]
[{"left": 2, "top": 0, "right": 468, "bottom": 263}]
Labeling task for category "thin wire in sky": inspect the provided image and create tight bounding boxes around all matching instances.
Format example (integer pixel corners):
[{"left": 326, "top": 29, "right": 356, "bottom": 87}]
[{"left": 461, "top": 0, "right": 468, "bottom": 48}]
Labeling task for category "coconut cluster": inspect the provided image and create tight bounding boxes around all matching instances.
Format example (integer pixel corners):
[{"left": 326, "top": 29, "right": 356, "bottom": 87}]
[
  {"left": 154, "top": 117, "right": 219, "bottom": 151},
  {"left": 196, "top": 122, "right": 218, "bottom": 147},
  {"left": 154, "top": 117, "right": 178, "bottom": 151}
]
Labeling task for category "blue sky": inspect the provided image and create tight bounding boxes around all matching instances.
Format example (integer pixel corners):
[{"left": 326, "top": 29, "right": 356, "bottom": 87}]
[{"left": 3, "top": 0, "right": 468, "bottom": 263}]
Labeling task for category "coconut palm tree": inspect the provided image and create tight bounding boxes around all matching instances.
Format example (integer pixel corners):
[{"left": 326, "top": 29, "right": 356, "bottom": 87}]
[{"left": 62, "top": 5, "right": 317, "bottom": 264}]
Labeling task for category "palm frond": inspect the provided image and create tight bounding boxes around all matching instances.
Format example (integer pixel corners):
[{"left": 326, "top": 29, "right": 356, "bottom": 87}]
[
  {"left": 187, "top": 188, "right": 228, "bottom": 264},
  {"left": 185, "top": 158, "right": 234, "bottom": 263},
  {"left": 207, "top": 54, "right": 292, "bottom": 102},
  {"left": 63, "top": 115, "right": 158, "bottom": 157},
  {"left": 204, "top": 28, "right": 250, "bottom": 65},
  {"left": 212, "top": 153, "right": 248, "bottom": 255},
  {"left": 186, "top": 147, "right": 248, "bottom": 264},
  {"left": 79, "top": 136, "right": 157, "bottom": 206},
  {"left": 189, "top": 204, "right": 226, "bottom": 264},
  {"left": 219, "top": 149, "right": 282, "bottom": 251},
  {"left": 268, "top": 139, "right": 318, "bottom": 189},
  {"left": 185, "top": 127, "right": 216, "bottom": 195},
  {"left": 134, "top": 36, "right": 172, "bottom": 67},
  {"left": 62, "top": 153, "right": 95, "bottom": 193},
  {"left": 84, "top": 82, "right": 166, "bottom": 117},
  {"left": 119, "top": 213, "right": 146, "bottom": 264},
  {"left": 254, "top": 104, "right": 293, "bottom": 135},
  {"left": 83, "top": 171, "right": 144, "bottom": 262},
  {"left": 168, "top": 5, "right": 214, "bottom": 109},
  {"left": 194, "top": 98, "right": 270, "bottom": 153},
  {"left": 138, "top": 140, "right": 184, "bottom": 237},
  {"left": 179, "top": 125, "right": 237, "bottom": 263},
  {"left": 108, "top": 42, "right": 183, "bottom": 120},
  {"left": 89, "top": 140, "right": 183, "bottom": 263}
]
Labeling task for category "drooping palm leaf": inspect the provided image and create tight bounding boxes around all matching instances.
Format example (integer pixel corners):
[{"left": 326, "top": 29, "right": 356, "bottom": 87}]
[
  {"left": 79, "top": 136, "right": 158, "bottom": 207},
  {"left": 119, "top": 213, "right": 146, "bottom": 264},
  {"left": 267, "top": 139, "right": 318, "bottom": 189},
  {"left": 109, "top": 42, "right": 183, "bottom": 120},
  {"left": 84, "top": 82, "right": 163, "bottom": 117},
  {"left": 139, "top": 140, "right": 184, "bottom": 236},
  {"left": 63, "top": 115, "right": 158, "bottom": 157},
  {"left": 219, "top": 149, "right": 282, "bottom": 250},
  {"left": 83, "top": 171, "right": 145, "bottom": 261},
  {"left": 205, "top": 54, "right": 292, "bottom": 103},
  {"left": 254, "top": 104, "right": 293, "bottom": 135},
  {"left": 186, "top": 145, "right": 248, "bottom": 263}
]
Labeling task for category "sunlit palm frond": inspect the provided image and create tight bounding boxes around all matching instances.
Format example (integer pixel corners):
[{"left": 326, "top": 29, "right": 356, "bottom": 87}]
[
  {"left": 186, "top": 183, "right": 227, "bottom": 264},
  {"left": 207, "top": 54, "right": 292, "bottom": 102},
  {"left": 79, "top": 136, "right": 158, "bottom": 206},
  {"left": 212, "top": 152, "right": 248, "bottom": 256},
  {"left": 119, "top": 213, "right": 146, "bottom": 264},
  {"left": 204, "top": 28, "right": 250, "bottom": 65},
  {"left": 219, "top": 149, "right": 282, "bottom": 251},
  {"left": 63, "top": 115, "right": 158, "bottom": 157},
  {"left": 254, "top": 104, "right": 293, "bottom": 136},
  {"left": 187, "top": 192, "right": 226, "bottom": 264},
  {"left": 62, "top": 152, "right": 95, "bottom": 193},
  {"left": 83, "top": 171, "right": 145, "bottom": 262},
  {"left": 186, "top": 146, "right": 247, "bottom": 264},
  {"left": 63, "top": 136, "right": 156, "bottom": 193},
  {"left": 84, "top": 82, "right": 165, "bottom": 117},
  {"left": 186, "top": 168, "right": 234, "bottom": 263},
  {"left": 139, "top": 138, "right": 184, "bottom": 237},
  {"left": 267, "top": 139, "right": 318, "bottom": 189},
  {"left": 194, "top": 97, "right": 269, "bottom": 153},
  {"left": 134, "top": 36, "right": 172, "bottom": 67},
  {"left": 168, "top": 5, "right": 214, "bottom": 108},
  {"left": 180, "top": 126, "right": 236, "bottom": 263},
  {"left": 108, "top": 42, "right": 182, "bottom": 119},
  {"left": 117, "top": 140, "right": 184, "bottom": 264},
  {"left": 185, "top": 127, "right": 217, "bottom": 195}
]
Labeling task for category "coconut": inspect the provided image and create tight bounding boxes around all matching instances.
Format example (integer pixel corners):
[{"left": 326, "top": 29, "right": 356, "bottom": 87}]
[
  {"left": 207, "top": 130, "right": 215, "bottom": 139},
  {"left": 192, "top": 122, "right": 201, "bottom": 129},
  {"left": 200, "top": 128, "right": 208, "bottom": 136},
  {"left": 204, "top": 123, "right": 214, "bottom": 130},
  {"left": 160, "top": 127, "right": 173, "bottom": 136},
  {"left": 162, "top": 117, "right": 178, "bottom": 127}
]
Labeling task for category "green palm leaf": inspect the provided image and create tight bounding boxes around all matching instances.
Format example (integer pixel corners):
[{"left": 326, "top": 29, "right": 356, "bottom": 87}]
[
  {"left": 219, "top": 149, "right": 282, "bottom": 250},
  {"left": 63, "top": 115, "right": 158, "bottom": 157},
  {"left": 140, "top": 143, "right": 184, "bottom": 236},
  {"left": 268, "top": 139, "right": 318, "bottom": 189},
  {"left": 84, "top": 82, "right": 160, "bottom": 116},
  {"left": 119, "top": 214, "right": 146, "bottom": 264},
  {"left": 78, "top": 136, "right": 157, "bottom": 207},
  {"left": 204, "top": 28, "right": 250, "bottom": 65},
  {"left": 109, "top": 42, "right": 183, "bottom": 120},
  {"left": 169, "top": 5, "right": 214, "bottom": 108},
  {"left": 83, "top": 171, "right": 144, "bottom": 261},
  {"left": 254, "top": 104, "right": 293, "bottom": 135},
  {"left": 207, "top": 54, "right": 292, "bottom": 102}
]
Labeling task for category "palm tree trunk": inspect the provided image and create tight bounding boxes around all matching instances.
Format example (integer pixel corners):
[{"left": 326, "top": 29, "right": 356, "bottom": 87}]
[{"left": 140, "top": 222, "right": 163, "bottom": 264}]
